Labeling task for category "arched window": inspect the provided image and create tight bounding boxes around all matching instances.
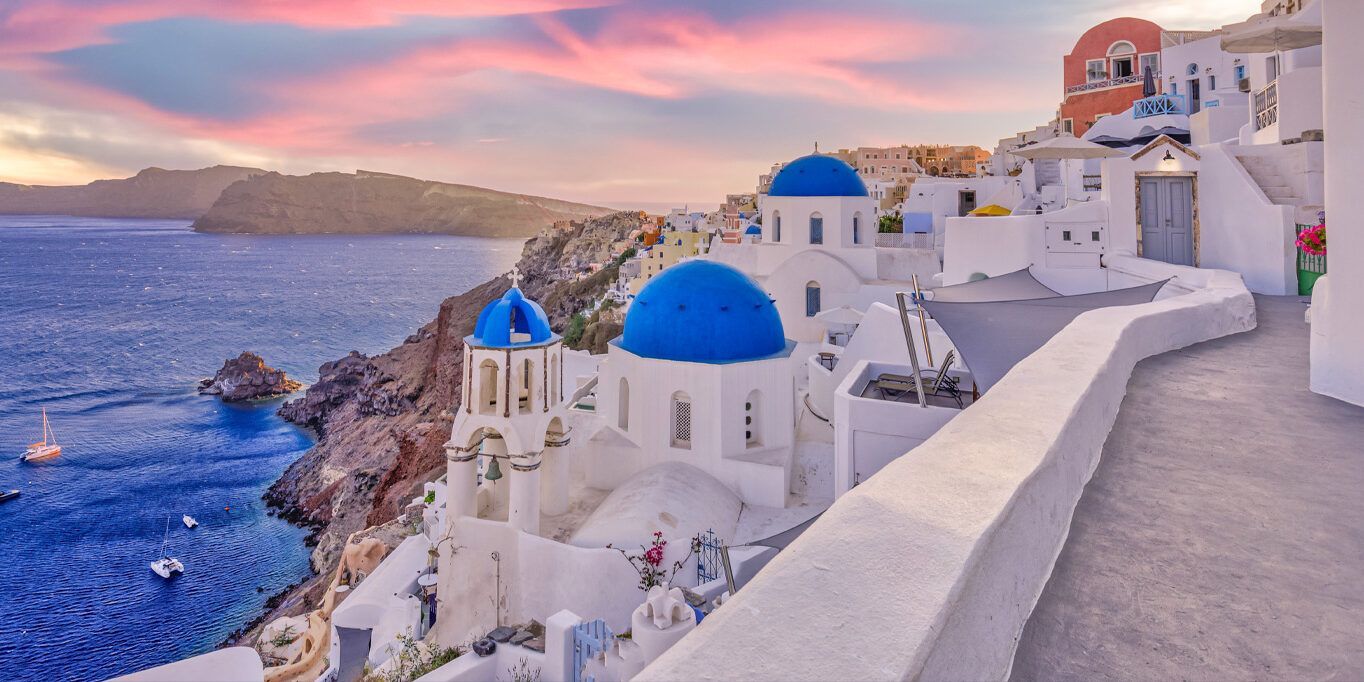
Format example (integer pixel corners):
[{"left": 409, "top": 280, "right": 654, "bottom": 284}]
[
  {"left": 549, "top": 353, "right": 560, "bottom": 405},
  {"left": 852, "top": 212, "right": 863, "bottom": 245},
  {"left": 617, "top": 377, "right": 630, "bottom": 430},
  {"left": 670, "top": 391, "right": 692, "bottom": 449},
  {"left": 772, "top": 211, "right": 782, "bottom": 242},
  {"left": 1107, "top": 40, "right": 1135, "bottom": 56},
  {"left": 519, "top": 357, "right": 535, "bottom": 414},
  {"left": 809, "top": 212, "right": 823, "bottom": 245},
  {"left": 745, "top": 390, "right": 761, "bottom": 447},
  {"left": 805, "top": 281, "right": 821, "bottom": 317},
  {"left": 478, "top": 359, "right": 499, "bottom": 415}
]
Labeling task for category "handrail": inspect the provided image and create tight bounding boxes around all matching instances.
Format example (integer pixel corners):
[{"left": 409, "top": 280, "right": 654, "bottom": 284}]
[
  {"left": 1065, "top": 73, "right": 1143, "bottom": 95},
  {"left": 567, "top": 374, "right": 599, "bottom": 406}
]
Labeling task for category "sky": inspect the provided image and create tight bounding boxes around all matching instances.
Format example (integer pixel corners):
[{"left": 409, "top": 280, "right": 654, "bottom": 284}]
[{"left": 1, "top": 0, "right": 1254, "bottom": 207}]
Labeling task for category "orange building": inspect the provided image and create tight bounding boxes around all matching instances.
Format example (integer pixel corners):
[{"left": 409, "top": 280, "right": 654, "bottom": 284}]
[{"left": 1059, "top": 17, "right": 1164, "bottom": 134}]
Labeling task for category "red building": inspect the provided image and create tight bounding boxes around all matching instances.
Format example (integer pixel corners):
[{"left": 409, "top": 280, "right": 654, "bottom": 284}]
[{"left": 1059, "top": 17, "right": 1164, "bottom": 134}]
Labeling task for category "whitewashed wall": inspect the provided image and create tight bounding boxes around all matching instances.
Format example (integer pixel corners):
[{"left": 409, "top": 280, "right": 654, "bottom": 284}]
[{"left": 637, "top": 256, "right": 1254, "bottom": 682}]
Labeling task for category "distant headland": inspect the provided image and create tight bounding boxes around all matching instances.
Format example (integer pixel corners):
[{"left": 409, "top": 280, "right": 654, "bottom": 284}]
[{"left": 0, "top": 166, "right": 614, "bottom": 238}]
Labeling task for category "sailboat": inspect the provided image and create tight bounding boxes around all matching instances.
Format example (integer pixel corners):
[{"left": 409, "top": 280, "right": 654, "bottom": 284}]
[
  {"left": 20, "top": 408, "right": 61, "bottom": 462},
  {"left": 150, "top": 517, "right": 185, "bottom": 579}
]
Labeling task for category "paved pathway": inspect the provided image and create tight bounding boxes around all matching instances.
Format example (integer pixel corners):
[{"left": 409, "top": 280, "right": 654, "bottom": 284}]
[{"left": 1012, "top": 295, "right": 1364, "bottom": 680}]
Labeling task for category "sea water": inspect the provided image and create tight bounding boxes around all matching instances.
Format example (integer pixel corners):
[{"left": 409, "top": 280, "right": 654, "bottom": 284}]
[{"left": 0, "top": 216, "right": 520, "bottom": 681}]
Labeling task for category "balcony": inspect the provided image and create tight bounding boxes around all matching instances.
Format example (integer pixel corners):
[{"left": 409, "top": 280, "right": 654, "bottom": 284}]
[
  {"left": 1066, "top": 74, "right": 1143, "bottom": 95},
  {"left": 1133, "top": 93, "right": 1185, "bottom": 118},
  {"left": 1254, "top": 80, "right": 1279, "bottom": 131}
]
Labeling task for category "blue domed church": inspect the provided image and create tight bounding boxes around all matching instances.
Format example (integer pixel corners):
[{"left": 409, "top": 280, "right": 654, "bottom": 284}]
[{"left": 585, "top": 260, "right": 797, "bottom": 508}]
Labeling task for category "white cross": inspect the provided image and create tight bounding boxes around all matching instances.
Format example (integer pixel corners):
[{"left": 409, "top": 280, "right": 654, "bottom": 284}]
[{"left": 510, "top": 266, "right": 522, "bottom": 289}]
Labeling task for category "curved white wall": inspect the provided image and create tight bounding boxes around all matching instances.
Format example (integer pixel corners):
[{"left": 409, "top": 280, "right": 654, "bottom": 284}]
[{"left": 638, "top": 256, "right": 1255, "bottom": 682}]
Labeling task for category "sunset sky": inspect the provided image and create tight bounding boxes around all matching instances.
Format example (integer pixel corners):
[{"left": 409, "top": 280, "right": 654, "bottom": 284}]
[{"left": 1, "top": 0, "right": 1254, "bottom": 207}]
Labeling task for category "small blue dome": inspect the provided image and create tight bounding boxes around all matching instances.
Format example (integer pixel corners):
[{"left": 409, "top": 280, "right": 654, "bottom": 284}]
[
  {"left": 768, "top": 155, "right": 868, "bottom": 197},
  {"left": 621, "top": 261, "right": 786, "bottom": 363},
  {"left": 744, "top": 224, "right": 762, "bottom": 235},
  {"left": 471, "top": 286, "right": 555, "bottom": 348}
]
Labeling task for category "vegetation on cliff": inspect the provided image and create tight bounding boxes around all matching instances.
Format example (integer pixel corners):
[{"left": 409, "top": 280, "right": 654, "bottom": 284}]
[{"left": 244, "top": 212, "right": 646, "bottom": 639}]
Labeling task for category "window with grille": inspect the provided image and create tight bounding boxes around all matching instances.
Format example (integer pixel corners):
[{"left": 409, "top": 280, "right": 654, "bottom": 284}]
[{"left": 671, "top": 392, "right": 692, "bottom": 449}]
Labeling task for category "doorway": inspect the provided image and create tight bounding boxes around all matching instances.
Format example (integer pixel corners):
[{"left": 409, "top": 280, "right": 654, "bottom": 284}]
[
  {"left": 1137, "top": 175, "right": 1196, "bottom": 266},
  {"left": 957, "top": 190, "right": 977, "bottom": 217},
  {"left": 1186, "top": 78, "right": 1202, "bottom": 114}
]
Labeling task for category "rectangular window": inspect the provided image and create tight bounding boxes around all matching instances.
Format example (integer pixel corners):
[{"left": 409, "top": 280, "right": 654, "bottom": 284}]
[
  {"left": 1139, "top": 53, "right": 1160, "bottom": 77},
  {"left": 1234, "top": 64, "right": 1246, "bottom": 82},
  {"left": 1208, "top": 74, "right": 1216, "bottom": 91},
  {"left": 809, "top": 215, "right": 823, "bottom": 245},
  {"left": 1110, "top": 56, "right": 1134, "bottom": 79},
  {"left": 1266, "top": 54, "right": 1279, "bottom": 82},
  {"left": 1062, "top": 118, "right": 1074, "bottom": 134},
  {"left": 1086, "top": 59, "right": 1106, "bottom": 82}
]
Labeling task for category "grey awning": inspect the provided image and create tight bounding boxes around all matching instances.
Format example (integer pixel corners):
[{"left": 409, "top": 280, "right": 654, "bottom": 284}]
[
  {"left": 929, "top": 267, "right": 1060, "bottom": 303},
  {"left": 923, "top": 280, "right": 1169, "bottom": 393}
]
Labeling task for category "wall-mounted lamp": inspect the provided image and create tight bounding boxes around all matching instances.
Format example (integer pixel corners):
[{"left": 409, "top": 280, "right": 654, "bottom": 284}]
[{"left": 1162, "top": 150, "right": 1176, "bottom": 161}]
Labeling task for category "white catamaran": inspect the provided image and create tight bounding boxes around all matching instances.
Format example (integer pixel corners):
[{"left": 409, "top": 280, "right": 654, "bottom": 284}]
[
  {"left": 150, "top": 517, "right": 185, "bottom": 579},
  {"left": 20, "top": 408, "right": 61, "bottom": 462}
]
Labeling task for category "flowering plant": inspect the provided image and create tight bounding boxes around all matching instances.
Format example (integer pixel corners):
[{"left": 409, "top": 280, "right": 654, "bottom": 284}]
[
  {"left": 1297, "top": 222, "right": 1326, "bottom": 256},
  {"left": 611, "top": 531, "right": 702, "bottom": 592}
]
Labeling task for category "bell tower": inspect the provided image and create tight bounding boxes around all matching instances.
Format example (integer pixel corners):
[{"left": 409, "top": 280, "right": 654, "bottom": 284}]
[{"left": 443, "top": 274, "right": 570, "bottom": 535}]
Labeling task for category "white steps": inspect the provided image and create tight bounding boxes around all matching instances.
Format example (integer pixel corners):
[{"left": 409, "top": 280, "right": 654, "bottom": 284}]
[{"left": 1237, "top": 155, "right": 1301, "bottom": 205}]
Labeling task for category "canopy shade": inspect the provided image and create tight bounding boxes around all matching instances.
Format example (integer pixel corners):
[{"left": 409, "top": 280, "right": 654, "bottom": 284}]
[
  {"left": 1221, "top": 11, "right": 1322, "bottom": 53},
  {"left": 929, "top": 267, "right": 1059, "bottom": 303},
  {"left": 968, "top": 204, "right": 1013, "bottom": 217},
  {"left": 1010, "top": 134, "right": 1126, "bottom": 160},
  {"left": 922, "top": 280, "right": 1168, "bottom": 393},
  {"left": 814, "top": 305, "right": 864, "bottom": 325}
]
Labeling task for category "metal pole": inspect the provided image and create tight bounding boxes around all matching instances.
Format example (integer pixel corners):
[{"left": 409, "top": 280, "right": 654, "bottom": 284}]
[
  {"left": 911, "top": 274, "right": 934, "bottom": 367},
  {"left": 895, "top": 292, "right": 928, "bottom": 408},
  {"left": 720, "top": 545, "right": 737, "bottom": 597}
]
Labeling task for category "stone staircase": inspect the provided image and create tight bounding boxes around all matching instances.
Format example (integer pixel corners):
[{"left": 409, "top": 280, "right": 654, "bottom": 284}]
[{"left": 1236, "top": 154, "right": 1300, "bottom": 205}]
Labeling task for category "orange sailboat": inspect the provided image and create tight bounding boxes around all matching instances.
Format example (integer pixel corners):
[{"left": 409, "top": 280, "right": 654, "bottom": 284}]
[{"left": 21, "top": 408, "right": 61, "bottom": 462}]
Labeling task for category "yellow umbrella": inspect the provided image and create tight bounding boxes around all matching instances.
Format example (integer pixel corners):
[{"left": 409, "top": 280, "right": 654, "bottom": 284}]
[{"left": 968, "top": 204, "right": 1012, "bottom": 217}]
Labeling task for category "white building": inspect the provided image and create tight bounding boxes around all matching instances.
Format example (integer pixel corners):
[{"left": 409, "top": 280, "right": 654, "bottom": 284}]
[
  {"left": 708, "top": 154, "right": 939, "bottom": 343},
  {"left": 584, "top": 260, "right": 797, "bottom": 508}
]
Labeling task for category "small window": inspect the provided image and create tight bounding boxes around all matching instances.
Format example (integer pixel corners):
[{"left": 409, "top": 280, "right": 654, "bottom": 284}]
[
  {"left": 1107, "top": 40, "right": 1135, "bottom": 56},
  {"left": 1234, "top": 65, "right": 1246, "bottom": 82},
  {"left": 852, "top": 213, "right": 862, "bottom": 245},
  {"left": 772, "top": 212, "right": 782, "bottom": 242},
  {"left": 1062, "top": 230, "right": 1072, "bottom": 241},
  {"left": 809, "top": 213, "right": 823, "bottom": 245},
  {"left": 1139, "top": 53, "right": 1160, "bottom": 77},
  {"left": 805, "top": 281, "right": 821, "bottom": 317},
  {"left": 1086, "top": 59, "right": 1107, "bottom": 82},
  {"left": 1208, "top": 74, "right": 1216, "bottom": 91},
  {"left": 1091, "top": 231, "right": 1101, "bottom": 242},
  {"left": 670, "top": 392, "right": 692, "bottom": 449}
]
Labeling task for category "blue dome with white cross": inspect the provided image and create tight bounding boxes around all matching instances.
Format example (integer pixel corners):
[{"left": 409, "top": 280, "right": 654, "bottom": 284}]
[{"left": 470, "top": 286, "right": 555, "bottom": 348}]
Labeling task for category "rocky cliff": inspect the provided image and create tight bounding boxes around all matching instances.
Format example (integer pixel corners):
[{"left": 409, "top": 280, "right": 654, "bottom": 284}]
[
  {"left": 0, "top": 166, "right": 265, "bottom": 219},
  {"left": 193, "top": 169, "right": 614, "bottom": 238},
  {"left": 199, "top": 352, "right": 303, "bottom": 401},
  {"left": 237, "top": 212, "right": 645, "bottom": 640}
]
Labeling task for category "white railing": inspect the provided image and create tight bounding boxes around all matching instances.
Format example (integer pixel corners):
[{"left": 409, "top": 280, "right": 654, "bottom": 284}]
[
  {"left": 1065, "top": 74, "right": 1143, "bottom": 95},
  {"left": 875, "top": 232, "right": 932, "bottom": 249},
  {"left": 1254, "top": 80, "right": 1279, "bottom": 131}
]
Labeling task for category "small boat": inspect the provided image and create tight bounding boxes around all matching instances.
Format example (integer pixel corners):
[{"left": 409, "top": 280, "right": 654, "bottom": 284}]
[
  {"left": 150, "top": 517, "right": 184, "bottom": 579},
  {"left": 182, "top": 515, "right": 198, "bottom": 529},
  {"left": 20, "top": 408, "right": 61, "bottom": 462},
  {"left": 0, "top": 489, "right": 19, "bottom": 503}
]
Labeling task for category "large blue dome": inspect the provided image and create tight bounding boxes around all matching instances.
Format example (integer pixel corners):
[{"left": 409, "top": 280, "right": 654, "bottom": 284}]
[
  {"left": 768, "top": 155, "right": 868, "bottom": 197},
  {"left": 621, "top": 261, "right": 786, "bottom": 364},
  {"left": 471, "top": 286, "right": 555, "bottom": 348}
]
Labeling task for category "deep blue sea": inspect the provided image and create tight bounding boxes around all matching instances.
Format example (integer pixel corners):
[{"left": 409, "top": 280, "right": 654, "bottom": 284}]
[{"left": 0, "top": 216, "right": 520, "bottom": 681}]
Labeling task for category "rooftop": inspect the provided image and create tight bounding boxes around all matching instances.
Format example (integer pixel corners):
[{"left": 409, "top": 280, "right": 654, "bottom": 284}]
[{"left": 1012, "top": 295, "right": 1364, "bottom": 679}]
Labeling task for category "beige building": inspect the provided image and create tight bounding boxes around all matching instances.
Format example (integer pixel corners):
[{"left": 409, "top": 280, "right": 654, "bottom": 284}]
[
  {"left": 627, "top": 230, "right": 709, "bottom": 295},
  {"left": 830, "top": 144, "right": 989, "bottom": 181}
]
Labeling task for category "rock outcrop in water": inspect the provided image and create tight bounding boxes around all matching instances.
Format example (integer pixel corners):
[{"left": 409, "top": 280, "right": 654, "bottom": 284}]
[
  {"left": 199, "top": 352, "right": 304, "bottom": 401},
  {"left": 240, "top": 212, "right": 647, "bottom": 642},
  {"left": 0, "top": 166, "right": 265, "bottom": 219},
  {"left": 192, "top": 169, "right": 614, "bottom": 238}
]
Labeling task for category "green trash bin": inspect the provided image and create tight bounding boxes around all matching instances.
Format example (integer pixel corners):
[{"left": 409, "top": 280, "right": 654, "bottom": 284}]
[{"left": 1296, "top": 224, "right": 1327, "bottom": 296}]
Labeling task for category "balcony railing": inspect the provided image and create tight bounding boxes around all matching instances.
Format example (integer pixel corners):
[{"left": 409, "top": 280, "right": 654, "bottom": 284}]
[
  {"left": 1066, "top": 74, "right": 1144, "bottom": 95},
  {"left": 1082, "top": 174, "right": 1103, "bottom": 192},
  {"left": 1133, "top": 93, "right": 1185, "bottom": 118},
  {"left": 1254, "top": 80, "right": 1279, "bottom": 131}
]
